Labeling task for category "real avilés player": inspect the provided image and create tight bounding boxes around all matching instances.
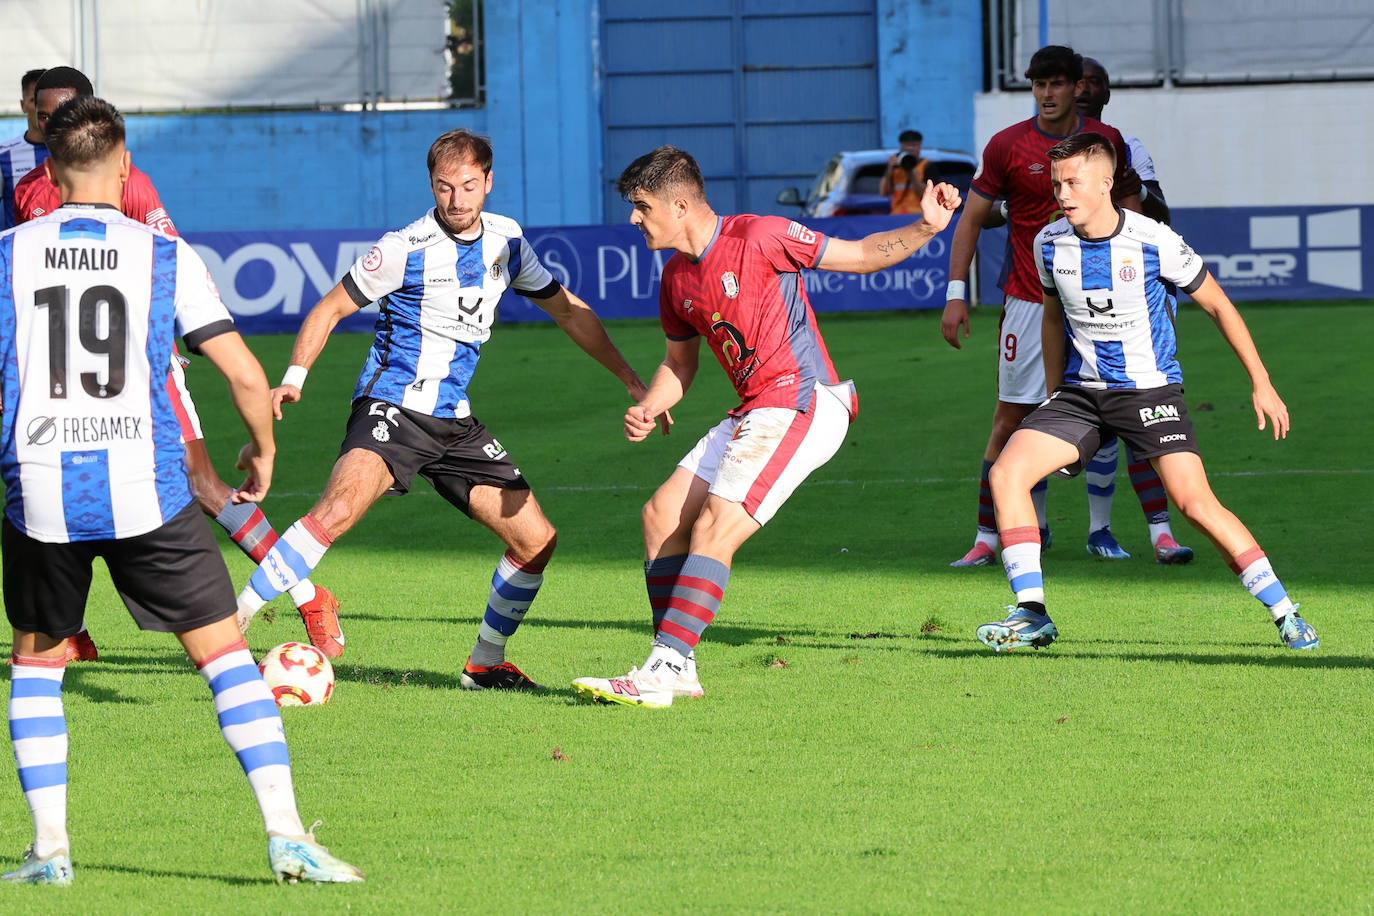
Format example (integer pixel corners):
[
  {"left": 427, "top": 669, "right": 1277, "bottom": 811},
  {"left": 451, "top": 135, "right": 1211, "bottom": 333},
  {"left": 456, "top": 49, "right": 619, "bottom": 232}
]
[
  {"left": 0, "top": 95, "right": 361, "bottom": 884},
  {"left": 235, "top": 128, "right": 658, "bottom": 690},
  {"left": 975, "top": 132, "right": 1316, "bottom": 652},
  {"left": 571, "top": 146, "right": 962, "bottom": 708}
]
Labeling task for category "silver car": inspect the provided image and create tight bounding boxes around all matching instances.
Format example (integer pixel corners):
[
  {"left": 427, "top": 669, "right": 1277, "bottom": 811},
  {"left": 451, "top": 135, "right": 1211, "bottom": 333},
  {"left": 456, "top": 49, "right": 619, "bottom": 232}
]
[{"left": 777, "top": 147, "right": 978, "bottom": 217}]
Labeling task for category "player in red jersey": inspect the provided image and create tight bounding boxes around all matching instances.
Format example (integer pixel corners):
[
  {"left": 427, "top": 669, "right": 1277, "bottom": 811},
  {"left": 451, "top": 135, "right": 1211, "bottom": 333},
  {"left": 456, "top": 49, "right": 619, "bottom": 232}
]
[
  {"left": 13, "top": 67, "right": 343, "bottom": 660},
  {"left": 939, "top": 45, "right": 1182, "bottom": 568},
  {"left": 573, "top": 146, "right": 961, "bottom": 708}
]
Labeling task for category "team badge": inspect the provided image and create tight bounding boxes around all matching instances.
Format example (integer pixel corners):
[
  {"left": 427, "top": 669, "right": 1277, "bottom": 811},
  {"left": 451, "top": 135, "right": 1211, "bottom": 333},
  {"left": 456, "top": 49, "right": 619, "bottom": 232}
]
[
  {"left": 372, "top": 422, "right": 391, "bottom": 442},
  {"left": 721, "top": 271, "right": 740, "bottom": 298},
  {"left": 363, "top": 246, "right": 383, "bottom": 271},
  {"left": 682, "top": 299, "right": 694, "bottom": 313},
  {"left": 1119, "top": 261, "right": 1137, "bottom": 282},
  {"left": 490, "top": 263, "right": 503, "bottom": 280}
]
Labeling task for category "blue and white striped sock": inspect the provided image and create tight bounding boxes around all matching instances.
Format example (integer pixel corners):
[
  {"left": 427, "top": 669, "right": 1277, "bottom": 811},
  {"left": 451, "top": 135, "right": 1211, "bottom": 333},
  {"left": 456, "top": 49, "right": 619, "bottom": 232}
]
[
  {"left": 1085, "top": 439, "right": 1119, "bottom": 532},
  {"left": 470, "top": 552, "right": 544, "bottom": 667},
  {"left": 197, "top": 641, "right": 303, "bottom": 836},
  {"left": 240, "top": 514, "right": 333, "bottom": 613},
  {"left": 1233, "top": 546, "right": 1294, "bottom": 622},
  {"left": 9, "top": 655, "right": 69, "bottom": 858},
  {"left": 1000, "top": 526, "right": 1045, "bottom": 606}
]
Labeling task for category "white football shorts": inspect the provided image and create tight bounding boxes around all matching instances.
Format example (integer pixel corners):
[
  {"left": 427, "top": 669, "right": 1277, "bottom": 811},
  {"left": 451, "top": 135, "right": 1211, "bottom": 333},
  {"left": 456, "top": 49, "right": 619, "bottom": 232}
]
[
  {"left": 997, "top": 295, "right": 1047, "bottom": 404},
  {"left": 678, "top": 380, "right": 854, "bottom": 526}
]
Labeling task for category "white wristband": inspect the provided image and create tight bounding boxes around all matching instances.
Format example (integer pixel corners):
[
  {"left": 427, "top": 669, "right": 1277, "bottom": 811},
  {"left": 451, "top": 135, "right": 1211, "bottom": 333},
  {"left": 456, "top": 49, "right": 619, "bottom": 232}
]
[
  {"left": 945, "top": 280, "right": 967, "bottom": 301},
  {"left": 281, "top": 365, "right": 308, "bottom": 390}
]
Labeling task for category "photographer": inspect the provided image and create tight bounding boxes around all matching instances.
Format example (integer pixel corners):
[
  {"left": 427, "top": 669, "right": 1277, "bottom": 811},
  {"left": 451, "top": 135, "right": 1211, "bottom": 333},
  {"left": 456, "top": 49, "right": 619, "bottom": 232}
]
[{"left": 878, "top": 129, "right": 930, "bottom": 214}]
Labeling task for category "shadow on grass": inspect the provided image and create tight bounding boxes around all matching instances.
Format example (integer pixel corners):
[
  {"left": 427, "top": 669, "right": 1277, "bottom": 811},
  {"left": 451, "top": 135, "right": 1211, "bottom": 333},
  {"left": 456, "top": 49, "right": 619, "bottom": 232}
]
[{"left": 73, "top": 861, "right": 264, "bottom": 886}]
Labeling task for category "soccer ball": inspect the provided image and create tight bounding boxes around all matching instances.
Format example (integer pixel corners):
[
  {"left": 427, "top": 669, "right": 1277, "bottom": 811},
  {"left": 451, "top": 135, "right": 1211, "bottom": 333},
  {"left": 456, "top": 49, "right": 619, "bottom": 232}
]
[{"left": 258, "top": 642, "right": 335, "bottom": 707}]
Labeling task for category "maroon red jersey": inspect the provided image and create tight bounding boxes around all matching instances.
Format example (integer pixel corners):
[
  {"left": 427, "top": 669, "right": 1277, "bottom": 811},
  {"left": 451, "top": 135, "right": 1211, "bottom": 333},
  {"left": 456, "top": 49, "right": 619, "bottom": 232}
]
[
  {"left": 659, "top": 214, "right": 855, "bottom": 418},
  {"left": 970, "top": 115, "right": 1128, "bottom": 302},
  {"left": 14, "top": 162, "right": 177, "bottom": 236}
]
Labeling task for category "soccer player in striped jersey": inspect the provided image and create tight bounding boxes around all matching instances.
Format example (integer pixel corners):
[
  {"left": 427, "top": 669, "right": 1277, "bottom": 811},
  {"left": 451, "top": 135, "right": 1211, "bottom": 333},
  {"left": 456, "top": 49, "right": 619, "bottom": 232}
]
[
  {"left": 0, "top": 96, "right": 362, "bottom": 885},
  {"left": 571, "top": 146, "right": 962, "bottom": 708},
  {"left": 942, "top": 45, "right": 1190, "bottom": 568},
  {"left": 15, "top": 66, "right": 342, "bottom": 660},
  {"left": 234, "top": 128, "right": 656, "bottom": 690},
  {"left": 1, "top": 69, "right": 48, "bottom": 230},
  {"left": 975, "top": 132, "right": 1315, "bottom": 652}
]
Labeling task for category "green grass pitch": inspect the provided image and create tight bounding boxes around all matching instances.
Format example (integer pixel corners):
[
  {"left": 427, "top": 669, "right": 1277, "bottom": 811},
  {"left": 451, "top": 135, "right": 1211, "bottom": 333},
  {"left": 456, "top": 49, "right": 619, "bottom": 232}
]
[{"left": 1, "top": 300, "right": 1371, "bottom": 912}]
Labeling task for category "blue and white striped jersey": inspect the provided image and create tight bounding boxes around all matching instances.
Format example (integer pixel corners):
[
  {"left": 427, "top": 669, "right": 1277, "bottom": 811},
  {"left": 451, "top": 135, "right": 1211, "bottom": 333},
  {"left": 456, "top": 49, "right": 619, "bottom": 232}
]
[
  {"left": 342, "top": 209, "right": 559, "bottom": 418},
  {"left": 0, "top": 205, "right": 236, "bottom": 542},
  {"left": 0, "top": 134, "right": 48, "bottom": 230},
  {"left": 1036, "top": 209, "right": 1208, "bottom": 390}
]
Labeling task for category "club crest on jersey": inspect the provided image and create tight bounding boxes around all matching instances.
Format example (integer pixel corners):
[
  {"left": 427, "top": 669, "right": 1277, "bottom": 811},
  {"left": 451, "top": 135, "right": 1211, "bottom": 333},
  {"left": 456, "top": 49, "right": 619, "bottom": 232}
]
[
  {"left": 682, "top": 299, "right": 694, "bottom": 313},
  {"left": 720, "top": 272, "right": 740, "bottom": 299},
  {"left": 363, "top": 246, "right": 383, "bottom": 271},
  {"left": 1119, "top": 261, "right": 1137, "bottom": 282},
  {"left": 489, "top": 262, "right": 503, "bottom": 280}
]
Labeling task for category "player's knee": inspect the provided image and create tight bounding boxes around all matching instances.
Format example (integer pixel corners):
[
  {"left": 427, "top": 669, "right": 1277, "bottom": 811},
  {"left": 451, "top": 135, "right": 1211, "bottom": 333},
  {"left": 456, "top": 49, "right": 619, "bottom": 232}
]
[
  {"left": 987, "top": 458, "right": 1025, "bottom": 497},
  {"left": 642, "top": 497, "right": 674, "bottom": 538}
]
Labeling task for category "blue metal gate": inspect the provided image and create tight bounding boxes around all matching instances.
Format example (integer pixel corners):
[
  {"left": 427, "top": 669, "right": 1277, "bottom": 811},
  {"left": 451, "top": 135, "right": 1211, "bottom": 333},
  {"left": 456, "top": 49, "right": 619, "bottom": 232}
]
[{"left": 599, "top": 0, "right": 879, "bottom": 222}]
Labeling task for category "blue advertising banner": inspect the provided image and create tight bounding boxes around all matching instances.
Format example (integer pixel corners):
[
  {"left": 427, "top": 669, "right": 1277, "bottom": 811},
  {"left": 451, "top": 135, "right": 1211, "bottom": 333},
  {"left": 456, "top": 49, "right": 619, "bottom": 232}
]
[
  {"left": 185, "top": 205, "right": 1371, "bottom": 335},
  {"left": 975, "top": 204, "right": 1373, "bottom": 306}
]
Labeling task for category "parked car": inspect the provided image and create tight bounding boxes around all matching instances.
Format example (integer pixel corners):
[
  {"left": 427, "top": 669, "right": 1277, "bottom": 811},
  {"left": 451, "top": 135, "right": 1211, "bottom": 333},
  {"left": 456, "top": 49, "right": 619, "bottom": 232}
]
[{"left": 776, "top": 147, "right": 978, "bottom": 217}]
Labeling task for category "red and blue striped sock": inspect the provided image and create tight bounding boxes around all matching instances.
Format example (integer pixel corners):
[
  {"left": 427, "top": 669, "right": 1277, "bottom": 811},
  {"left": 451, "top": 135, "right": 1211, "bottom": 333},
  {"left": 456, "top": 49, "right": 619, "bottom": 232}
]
[
  {"left": 646, "top": 553, "right": 688, "bottom": 634},
  {"left": 655, "top": 554, "right": 730, "bottom": 656}
]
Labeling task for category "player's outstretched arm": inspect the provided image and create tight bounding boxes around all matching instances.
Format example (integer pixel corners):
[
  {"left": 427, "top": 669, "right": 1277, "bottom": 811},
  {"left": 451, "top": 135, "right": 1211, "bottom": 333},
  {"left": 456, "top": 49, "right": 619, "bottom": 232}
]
[
  {"left": 1188, "top": 273, "right": 1289, "bottom": 439},
  {"left": 196, "top": 331, "right": 276, "bottom": 502},
  {"left": 535, "top": 285, "right": 670, "bottom": 434},
  {"left": 274, "top": 282, "right": 361, "bottom": 418},
  {"left": 1041, "top": 292, "right": 1067, "bottom": 394},
  {"left": 815, "top": 180, "right": 962, "bottom": 276},
  {"left": 939, "top": 191, "right": 994, "bottom": 349},
  {"left": 627, "top": 338, "right": 699, "bottom": 443}
]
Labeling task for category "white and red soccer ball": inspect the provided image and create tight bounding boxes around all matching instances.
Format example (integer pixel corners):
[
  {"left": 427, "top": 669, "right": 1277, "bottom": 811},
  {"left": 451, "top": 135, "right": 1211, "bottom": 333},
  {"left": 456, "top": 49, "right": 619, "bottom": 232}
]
[{"left": 258, "top": 642, "right": 335, "bottom": 707}]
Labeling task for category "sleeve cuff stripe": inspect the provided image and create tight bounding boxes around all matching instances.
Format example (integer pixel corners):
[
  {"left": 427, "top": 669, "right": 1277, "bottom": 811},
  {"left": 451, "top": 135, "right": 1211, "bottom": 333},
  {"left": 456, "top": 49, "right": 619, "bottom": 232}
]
[
  {"left": 183, "top": 319, "right": 237, "bottom": 354},
  {"left": 341, "top": 273, "right": 372, "bottom": 307}
]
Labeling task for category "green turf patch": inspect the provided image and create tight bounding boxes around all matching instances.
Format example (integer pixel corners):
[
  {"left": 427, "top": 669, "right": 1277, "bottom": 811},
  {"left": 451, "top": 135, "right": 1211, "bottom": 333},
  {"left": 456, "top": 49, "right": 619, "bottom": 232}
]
[{"left": 2, "top": 302, "right": 1371, "bottom": 911}]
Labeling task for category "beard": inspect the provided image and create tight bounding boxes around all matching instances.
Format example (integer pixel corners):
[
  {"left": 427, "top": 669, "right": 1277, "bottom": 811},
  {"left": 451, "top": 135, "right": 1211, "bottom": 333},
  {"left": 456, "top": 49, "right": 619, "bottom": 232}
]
[{"left": 439, "top": 207, "right": 481, "bottom": 236}]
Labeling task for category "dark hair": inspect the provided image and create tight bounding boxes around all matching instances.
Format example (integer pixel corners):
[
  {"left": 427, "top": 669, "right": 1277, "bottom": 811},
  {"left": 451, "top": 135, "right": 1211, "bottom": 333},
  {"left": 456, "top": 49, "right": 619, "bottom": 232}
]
[
  {"left": 1081, "top": 57, "right": 1110, "bottom": 87},
  {"left": 898, "top": 129, "right": 923, "bottom": 144},
  {"left": 427, "top": 128, "right": 493, "bottom": 175},
  {"left": 45, "top": 96, "right": 125, "bottom": 168},
  {"left": 1047, "top": 131, "right": 1116, "bottom": 173},
  {"left": 21, "top": 68, "right": 46, "bottom": 93},
  {"left": 616, "top": 146, "right": 705, "bottom": 202},
  {"left": 1024, "top": 45, "right": 1083, "bottom": 82},
  {"left": 34, "top": 66, "right": 94, "bottom": 99}
]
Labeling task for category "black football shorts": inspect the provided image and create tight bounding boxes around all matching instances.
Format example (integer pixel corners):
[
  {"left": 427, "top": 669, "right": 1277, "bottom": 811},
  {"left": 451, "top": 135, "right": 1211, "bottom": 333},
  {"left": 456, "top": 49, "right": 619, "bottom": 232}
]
[
  {"left": 1021, "top": 383, "right": 1199, "bottom": 478},
  {"left": 3, "top": 500, "right": 236, "bottom": 638},
  {"left": 339, "top": 398, "right": 529, "bottom": 516}
]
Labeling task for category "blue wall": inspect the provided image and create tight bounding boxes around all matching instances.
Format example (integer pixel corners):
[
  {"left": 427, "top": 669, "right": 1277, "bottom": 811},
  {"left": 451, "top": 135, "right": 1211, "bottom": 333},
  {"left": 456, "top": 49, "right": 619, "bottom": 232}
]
[
  {"left": 876, "top": 0, "right": 981, "bottom": 155},
  {"left": 0, "top": 1, "right": 979, "bottom": 232}
]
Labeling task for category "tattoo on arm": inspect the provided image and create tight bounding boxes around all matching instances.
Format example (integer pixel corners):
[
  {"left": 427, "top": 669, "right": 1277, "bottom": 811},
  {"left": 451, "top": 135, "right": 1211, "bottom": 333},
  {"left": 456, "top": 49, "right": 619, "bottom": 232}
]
[{"left": 876, "top": 236, "right": 909, "bottom": 259}]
